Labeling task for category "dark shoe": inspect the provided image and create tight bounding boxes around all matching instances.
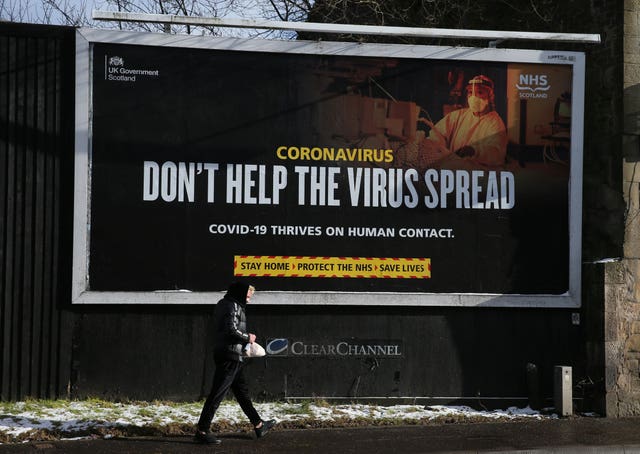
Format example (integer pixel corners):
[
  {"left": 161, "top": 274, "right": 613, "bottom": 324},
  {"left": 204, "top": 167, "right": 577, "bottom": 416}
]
[
  {"left": 194, "top": 429, "right": 221, "bottom": 444},
  {"left": 255, "top": 419, "right": 275, "bottom": 439}
]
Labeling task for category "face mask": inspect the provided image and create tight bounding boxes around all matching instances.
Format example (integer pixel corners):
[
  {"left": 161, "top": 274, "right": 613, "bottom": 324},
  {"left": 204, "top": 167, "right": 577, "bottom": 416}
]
[{"left": 468, "top": 95, "right": 489, "bottom": 113}]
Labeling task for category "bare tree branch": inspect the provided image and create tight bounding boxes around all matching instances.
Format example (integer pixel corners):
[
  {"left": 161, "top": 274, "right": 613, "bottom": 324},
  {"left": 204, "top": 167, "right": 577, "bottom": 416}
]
[
  {"left": 1, "top": 0, "right": 39, "bottom": 23},
  {"left": 42, "top": 0, "right": 91, "bottom": 26},
  {"left": 3, "top": 0, "right": 570, "bottom": 45}
]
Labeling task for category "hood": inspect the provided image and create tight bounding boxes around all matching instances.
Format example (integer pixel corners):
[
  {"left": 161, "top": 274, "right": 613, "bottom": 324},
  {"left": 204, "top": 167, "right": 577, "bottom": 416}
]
[{"left": 225, "top": 281, "right": 251, "bottom": 305}]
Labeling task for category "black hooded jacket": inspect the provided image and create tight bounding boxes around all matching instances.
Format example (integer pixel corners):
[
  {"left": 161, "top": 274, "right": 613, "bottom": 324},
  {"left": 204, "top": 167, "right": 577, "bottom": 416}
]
[{"left": 213, "top": 282, "right": 251, "bottom": 362}]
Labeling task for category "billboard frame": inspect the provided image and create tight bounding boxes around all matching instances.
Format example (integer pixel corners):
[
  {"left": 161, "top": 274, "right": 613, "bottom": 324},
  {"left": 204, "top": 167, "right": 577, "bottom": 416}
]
[{"left": 73, "top": 28, "right": 584, "bottom": 307}]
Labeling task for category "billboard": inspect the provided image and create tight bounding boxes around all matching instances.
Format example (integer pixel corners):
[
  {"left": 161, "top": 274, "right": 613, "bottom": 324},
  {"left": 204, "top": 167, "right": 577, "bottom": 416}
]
[{"left": 73, "top": 29, "right": 584, "bottom": 306}]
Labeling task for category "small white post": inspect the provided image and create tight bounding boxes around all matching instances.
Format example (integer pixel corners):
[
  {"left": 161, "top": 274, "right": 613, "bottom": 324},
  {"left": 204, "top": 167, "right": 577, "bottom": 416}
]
[{"left": 554, "top": 365, "right": 573, "bottom": 416}]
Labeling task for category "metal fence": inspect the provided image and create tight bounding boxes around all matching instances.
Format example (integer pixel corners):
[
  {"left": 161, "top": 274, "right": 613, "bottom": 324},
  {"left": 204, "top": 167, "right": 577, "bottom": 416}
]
[{"left": 0, "top": 23, "right": 75, "bottom": 401}]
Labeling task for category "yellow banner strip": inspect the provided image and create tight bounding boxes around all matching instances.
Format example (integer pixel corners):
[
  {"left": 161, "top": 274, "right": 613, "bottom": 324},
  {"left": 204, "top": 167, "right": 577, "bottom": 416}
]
[{"left": 234, "top": 255, "right": 431, "bottom": 279}]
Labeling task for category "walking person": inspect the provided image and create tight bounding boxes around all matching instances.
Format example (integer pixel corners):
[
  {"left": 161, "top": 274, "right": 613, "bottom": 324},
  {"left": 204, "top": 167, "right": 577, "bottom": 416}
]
[{"left": 195, "top": 281, "right": 275, "bottom": 444}]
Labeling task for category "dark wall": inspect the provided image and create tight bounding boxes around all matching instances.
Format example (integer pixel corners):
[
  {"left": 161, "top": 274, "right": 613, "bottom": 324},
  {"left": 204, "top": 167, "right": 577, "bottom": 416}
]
[
  {"left": 70, "top": 305, "right": 584, "bottom": 410},
  {"left": 0, "top": 23, "right": 76, "bottom": 401},
  {"left": 0, "top": 0, "right": 622, "bottom": 413}
]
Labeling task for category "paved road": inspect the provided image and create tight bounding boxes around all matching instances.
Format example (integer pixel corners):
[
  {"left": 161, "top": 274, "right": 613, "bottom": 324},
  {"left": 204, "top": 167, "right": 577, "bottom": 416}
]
[{"left": 2, "top": 417, "right": 640, "bottom": 453}]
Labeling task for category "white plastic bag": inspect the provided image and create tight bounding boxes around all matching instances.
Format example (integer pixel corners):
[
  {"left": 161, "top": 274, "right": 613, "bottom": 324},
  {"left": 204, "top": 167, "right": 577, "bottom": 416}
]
[{"left": 243, "top": 342, "right": 266, "bottom": 357}]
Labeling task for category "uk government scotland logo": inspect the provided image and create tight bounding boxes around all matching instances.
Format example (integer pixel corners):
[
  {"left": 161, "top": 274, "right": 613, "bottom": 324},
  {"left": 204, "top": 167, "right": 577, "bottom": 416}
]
[{"left": 104, "top": 55, "right": 160, "bottom": 82}]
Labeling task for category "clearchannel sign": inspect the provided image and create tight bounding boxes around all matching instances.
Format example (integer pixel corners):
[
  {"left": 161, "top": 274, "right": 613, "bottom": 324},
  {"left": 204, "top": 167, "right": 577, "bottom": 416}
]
[{"left": 265, "top": 338, "right": 403, "bottom": 358}]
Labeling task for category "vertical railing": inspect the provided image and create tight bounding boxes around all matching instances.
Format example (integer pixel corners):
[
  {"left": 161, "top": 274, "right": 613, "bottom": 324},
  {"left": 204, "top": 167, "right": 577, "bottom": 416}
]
[{"left": 0, "top": 23, "right": 75, "bottom": 401}]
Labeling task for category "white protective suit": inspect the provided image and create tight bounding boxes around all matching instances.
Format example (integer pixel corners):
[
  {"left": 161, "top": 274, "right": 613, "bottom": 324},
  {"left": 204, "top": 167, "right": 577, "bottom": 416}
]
[{"left": 426, "top": 107, "right": 508, "bottom": 168}]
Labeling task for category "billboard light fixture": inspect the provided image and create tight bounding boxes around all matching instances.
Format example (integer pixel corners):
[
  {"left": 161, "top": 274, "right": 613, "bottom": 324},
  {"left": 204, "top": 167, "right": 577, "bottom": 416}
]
[{"left": 91, "top": 11, "right": 601, "bottom": 45}]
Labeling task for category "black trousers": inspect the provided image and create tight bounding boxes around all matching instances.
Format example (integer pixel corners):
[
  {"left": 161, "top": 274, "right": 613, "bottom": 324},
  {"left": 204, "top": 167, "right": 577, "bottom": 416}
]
[{"left": 197, "top": 359, "right": 261, "bottom": 430}]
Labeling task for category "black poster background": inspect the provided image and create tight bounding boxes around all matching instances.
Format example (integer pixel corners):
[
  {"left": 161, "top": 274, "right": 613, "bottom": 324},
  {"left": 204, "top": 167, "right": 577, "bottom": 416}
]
[{"left": 89, "top": 43, "right": 570, "bottom": 295}]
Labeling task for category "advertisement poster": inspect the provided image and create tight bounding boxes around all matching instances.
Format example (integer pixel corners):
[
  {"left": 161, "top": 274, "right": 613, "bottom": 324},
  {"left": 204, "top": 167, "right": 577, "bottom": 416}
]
[{"left": 75, "top": 32, "right": 583, "bottom": 304}]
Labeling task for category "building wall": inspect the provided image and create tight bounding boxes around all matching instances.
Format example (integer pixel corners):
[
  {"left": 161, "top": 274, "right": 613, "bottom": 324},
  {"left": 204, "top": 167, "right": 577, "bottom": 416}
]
[{"left": 606, "top": 0, "right": 640, "bottom": 417}]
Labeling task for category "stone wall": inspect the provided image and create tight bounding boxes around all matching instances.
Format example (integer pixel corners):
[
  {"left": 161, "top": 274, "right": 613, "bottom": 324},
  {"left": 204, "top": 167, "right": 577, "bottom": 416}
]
[
  {"left": 606, "top": 0, "right": 640, "bottom": 417},
  {"left": 605, "top": 261, "right": 640, "bottom": 415}
]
